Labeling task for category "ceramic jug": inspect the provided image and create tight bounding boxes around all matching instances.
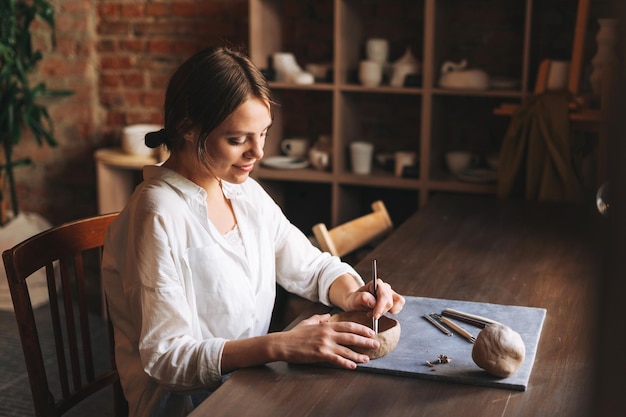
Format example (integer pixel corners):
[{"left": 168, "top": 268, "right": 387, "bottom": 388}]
[
  {"left": 390, "top": 47, "right": 421, "bottom": 87},
  {"left": 309, "top": 148, "right": 330, "bottom": 171}
]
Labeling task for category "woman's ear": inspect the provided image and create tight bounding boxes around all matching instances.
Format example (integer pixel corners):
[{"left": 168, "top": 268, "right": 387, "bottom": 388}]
[{"left": 183, "top": 127, "right": 199, "bottom": 144}]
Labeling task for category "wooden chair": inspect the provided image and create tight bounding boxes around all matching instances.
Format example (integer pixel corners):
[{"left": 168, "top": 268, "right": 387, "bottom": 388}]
[
  {"left": 312, "top": 200, "right": 393, "bottom": 258},
  {"left": 2, "top": 213, "right": 127, "bottom": 417},
  {"left": 492, "top": 0, "right": 609, "bottom": 188}
]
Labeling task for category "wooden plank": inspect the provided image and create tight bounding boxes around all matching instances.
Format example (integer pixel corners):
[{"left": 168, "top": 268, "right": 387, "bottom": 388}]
[{"left": 568, "top": 0, "right": 591, "bottom": 96}]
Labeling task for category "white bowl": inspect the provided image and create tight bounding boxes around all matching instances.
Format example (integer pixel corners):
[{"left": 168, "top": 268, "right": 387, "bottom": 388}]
[
  {"left": 445, "top": 151, "right": 474, "bottom": 174},
  {"left": 122, "top": 124, "right": 162, "bottom": 157}
]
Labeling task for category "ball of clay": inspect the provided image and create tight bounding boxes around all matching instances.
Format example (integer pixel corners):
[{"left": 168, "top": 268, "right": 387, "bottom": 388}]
[
  {"left": 472, "top": 323, "right": 525, "bottom": 378},
  {"left": 329, "top": 311, "right": 401, "bottom": 359}
]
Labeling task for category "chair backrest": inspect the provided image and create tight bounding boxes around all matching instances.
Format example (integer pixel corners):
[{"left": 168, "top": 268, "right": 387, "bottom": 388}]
[
  {"left": 312, "top": 200, "right": 393, "bottom": 258},
  {"left": 2, "top": 213, "right": 127, "bottom": 417}
]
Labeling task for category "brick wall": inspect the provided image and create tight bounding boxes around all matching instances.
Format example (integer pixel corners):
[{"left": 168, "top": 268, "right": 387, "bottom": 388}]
[
  {"left": 13, "top": 0, "right": 248, "bottom": 225},
  {"left": 96, "top": 0, "right": 248, "bottom": 131}
]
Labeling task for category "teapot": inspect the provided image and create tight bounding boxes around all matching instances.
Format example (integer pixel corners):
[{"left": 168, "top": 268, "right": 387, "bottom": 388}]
[{"left": 439, "top": 59, "right": 489, "bottom": 90}]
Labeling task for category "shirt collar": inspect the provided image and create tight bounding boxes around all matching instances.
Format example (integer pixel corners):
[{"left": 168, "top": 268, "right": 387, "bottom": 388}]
[
  {"left": 143, "top": 165, "right": 207, "bottom": 201},
  {"left": 142, "top": 165, "right": 248, "bottom": 203}
]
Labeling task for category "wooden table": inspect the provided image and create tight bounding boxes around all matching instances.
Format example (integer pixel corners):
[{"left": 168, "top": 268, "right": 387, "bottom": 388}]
[{"left": 190, "top": 194, "right": 603, "bottom": 417}]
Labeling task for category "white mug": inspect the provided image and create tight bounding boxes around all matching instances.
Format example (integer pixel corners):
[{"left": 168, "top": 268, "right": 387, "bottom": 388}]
[
  {"left": 358, "top": 60, "right": 383, "bottom": 87},
  {"left": 394, "top": 151, "right": 417, "bottom": 177},
  {"left": 350, "top": 141, "right": 374, "bottom": 174},
  {"left": 366, "top": 38, "right": 389, "bottom": 64},
  {"left": 281, "top": 138, "right": 309, "bottom": 157}
]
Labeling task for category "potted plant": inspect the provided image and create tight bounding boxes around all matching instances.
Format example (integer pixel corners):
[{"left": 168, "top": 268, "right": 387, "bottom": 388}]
[
  {"left": 0, "top": 0, "right": 71, "bottom": 310},
  {"left": 1, "top": 0, "right": 72, "bottom": 222}
]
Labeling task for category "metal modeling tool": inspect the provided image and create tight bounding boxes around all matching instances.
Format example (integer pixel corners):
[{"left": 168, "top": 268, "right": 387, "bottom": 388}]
[
  {"left": 422, "top": 314, "right": 453, "bottom": 336},
  {"left": 372, "top": 259, "right": 378, "bottom": 334},
  {"left": 432, "top": 313, "right": 476, "bottom": 343}
]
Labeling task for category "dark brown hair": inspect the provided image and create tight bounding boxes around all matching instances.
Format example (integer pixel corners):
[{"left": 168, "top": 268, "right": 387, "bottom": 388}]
[{"left": 146, "top": 46, "right": 273, "bottom": 165}]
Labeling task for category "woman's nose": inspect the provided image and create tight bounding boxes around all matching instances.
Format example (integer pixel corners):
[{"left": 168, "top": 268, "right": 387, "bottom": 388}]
[{"left": 246, "top": 138, "right": 264, "bottom": 160}]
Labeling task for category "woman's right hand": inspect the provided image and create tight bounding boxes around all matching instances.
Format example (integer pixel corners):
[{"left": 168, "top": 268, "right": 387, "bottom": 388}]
[{"left": 275, "top": 313, "right": 379, "bottom": 369}]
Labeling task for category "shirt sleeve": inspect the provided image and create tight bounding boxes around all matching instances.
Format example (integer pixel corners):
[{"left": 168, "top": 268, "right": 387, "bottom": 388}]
[{"left": 247, "top": 182, "right": 363, "bottom": 306}]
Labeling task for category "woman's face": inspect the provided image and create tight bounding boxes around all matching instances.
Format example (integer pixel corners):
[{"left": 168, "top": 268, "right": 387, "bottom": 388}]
[{"left": 203, "top": 97, "right": 272, "bottom": 184}]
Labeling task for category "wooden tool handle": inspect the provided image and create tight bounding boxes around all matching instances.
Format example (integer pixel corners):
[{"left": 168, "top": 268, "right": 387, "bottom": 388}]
[
  {"left": 443, "top": 308, "right": 500, "bottom": 326},
  {"left": 439, "top": 316, "right": 475, "bottom": 343}
]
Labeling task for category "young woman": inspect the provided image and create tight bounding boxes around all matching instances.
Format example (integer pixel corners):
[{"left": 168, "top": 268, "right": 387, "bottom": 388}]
[{"left": 102, "top": 46, "right": 405, "bottom": 417}]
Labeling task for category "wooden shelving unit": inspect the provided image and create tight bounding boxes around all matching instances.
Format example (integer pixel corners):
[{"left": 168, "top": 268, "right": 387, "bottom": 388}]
[{"left": 249, "top": 0, "right": 541, "bottom": 231}]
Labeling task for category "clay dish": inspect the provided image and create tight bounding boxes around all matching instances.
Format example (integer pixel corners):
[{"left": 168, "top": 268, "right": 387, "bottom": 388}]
[{"left": 329, "top": 311, "right": 401, "bottom": 359}]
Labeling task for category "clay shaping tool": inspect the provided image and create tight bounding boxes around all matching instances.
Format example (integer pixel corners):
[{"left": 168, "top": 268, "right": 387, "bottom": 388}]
[
  {"left": 442, "top": 307, "right": 500, "bottom": 328},
  {"left": 372, "top": 259, "right": 378, "bottom": 334},
  {"left": 422, "top": 314, "right": 453, "bottom": 336},
  {"left": 432, "top": 313, "right": 476, "bottom": 343}
]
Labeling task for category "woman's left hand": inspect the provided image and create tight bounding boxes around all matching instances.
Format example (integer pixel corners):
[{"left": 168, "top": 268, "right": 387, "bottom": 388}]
[{"left": 343, "top": 278, "right": 405, "bottom": 319}]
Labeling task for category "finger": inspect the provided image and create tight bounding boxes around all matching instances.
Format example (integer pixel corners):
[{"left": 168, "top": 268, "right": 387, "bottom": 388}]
[
  {"left": 372, "top": 280, "right": 393, "bottom": 319},
  {"left": 331, "top": 333, "right": 379, "bottom": 363},
  {"left": 351, "top": 290, "right": 376, "bottom": 312},
  {"left": 331, "top": 320, "right": 376, "bottom": 338},
  {"left": 389, "top": 293, "right": 406, "bottom": 314},
  {"left": 322, "top": 349, "right": 366, "bottom": 369},
  {"left": 331, "top": 345, "right": 371, "bottom": 368},
  {"left": 316, "top": 325, "right": 378, "bottom": 368}
]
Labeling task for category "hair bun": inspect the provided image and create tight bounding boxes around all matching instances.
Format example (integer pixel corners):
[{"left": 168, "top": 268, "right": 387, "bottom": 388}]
[{"left": 145, "top": 129, "right": 166, "bottom": 148}]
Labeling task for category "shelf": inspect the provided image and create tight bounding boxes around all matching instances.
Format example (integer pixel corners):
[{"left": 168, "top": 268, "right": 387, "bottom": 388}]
[
  {"left": 432, "top": 88, "right": 526, "bottom": 98},
  {"left": 254, "top": 167, "right": 333, "bottom": 183},
  {"left": 268, "top": 82, "right": 334, "bottom": 91},
  {"left": 336, "top": 172, "right": 421, "bottom": 189},
  {"left": 256, "top": 165, "right": 500, "bottom": 195},
  {"left": 339, "top": 84, "right": 423, "bottom": 95},
  {"left": 427, "top": 178, "right": 498, "bottom": 194},
  {"left": 250, "top": 0, "right": 532, "bottom": 229}
]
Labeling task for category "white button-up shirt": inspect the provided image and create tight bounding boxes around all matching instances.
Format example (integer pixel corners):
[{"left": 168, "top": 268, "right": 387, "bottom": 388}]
[{"left": 102, "top": 166, "right": 362, "bottom": 417}]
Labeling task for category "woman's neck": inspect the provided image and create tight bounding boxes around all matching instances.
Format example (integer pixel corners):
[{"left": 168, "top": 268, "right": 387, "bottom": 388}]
[
  {"left": 162, "top": 152, "right": 236, "bottom": 234},
  {"left": 206, "top": 179, "right": 237, "bottom": 234},
  {"left": 162, "top": 152, "right": 218, "bottom": 191}
]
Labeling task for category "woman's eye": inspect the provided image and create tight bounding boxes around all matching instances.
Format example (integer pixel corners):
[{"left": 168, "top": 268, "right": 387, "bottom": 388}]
[{"left": 228, "top": 138, "right": 246, "bottom": 146}]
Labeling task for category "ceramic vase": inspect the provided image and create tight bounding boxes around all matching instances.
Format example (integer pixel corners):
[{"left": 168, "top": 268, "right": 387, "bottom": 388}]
[{"left": 590, "top": 18, "right": 618, "bottom": 95}]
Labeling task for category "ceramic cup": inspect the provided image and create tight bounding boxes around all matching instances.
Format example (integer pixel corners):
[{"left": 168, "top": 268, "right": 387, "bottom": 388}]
[
  {"left": 547, "top": 60, "right": 571, "bottom": 91},
  {"left": 365, "top": 38, "right": 389, "bottom": 64},
  {"left": 358, "top": 60, "right": 383, "bottom": 87},
  {"left": 281, "top": 138, "right": 309, "bottom": 158},
  {"left": 445, "top": 151, "right": 475, "bottom": 174},
  {"left": 350, "top": 141, "right": 374, "bottom": 174},
  {"left": 394, "top": 151, "right": 417, "bottom": 177}
]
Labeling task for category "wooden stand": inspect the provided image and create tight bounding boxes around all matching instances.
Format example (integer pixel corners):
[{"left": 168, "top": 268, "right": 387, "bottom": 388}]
[{"left": 94, "top": 148, "right": 158, "bottom": 214}]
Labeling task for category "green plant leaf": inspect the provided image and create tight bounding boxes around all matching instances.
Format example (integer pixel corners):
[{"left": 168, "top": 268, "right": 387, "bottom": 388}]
[{"left": 0, "top": 0, "right": 69, "bottom": 220}]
